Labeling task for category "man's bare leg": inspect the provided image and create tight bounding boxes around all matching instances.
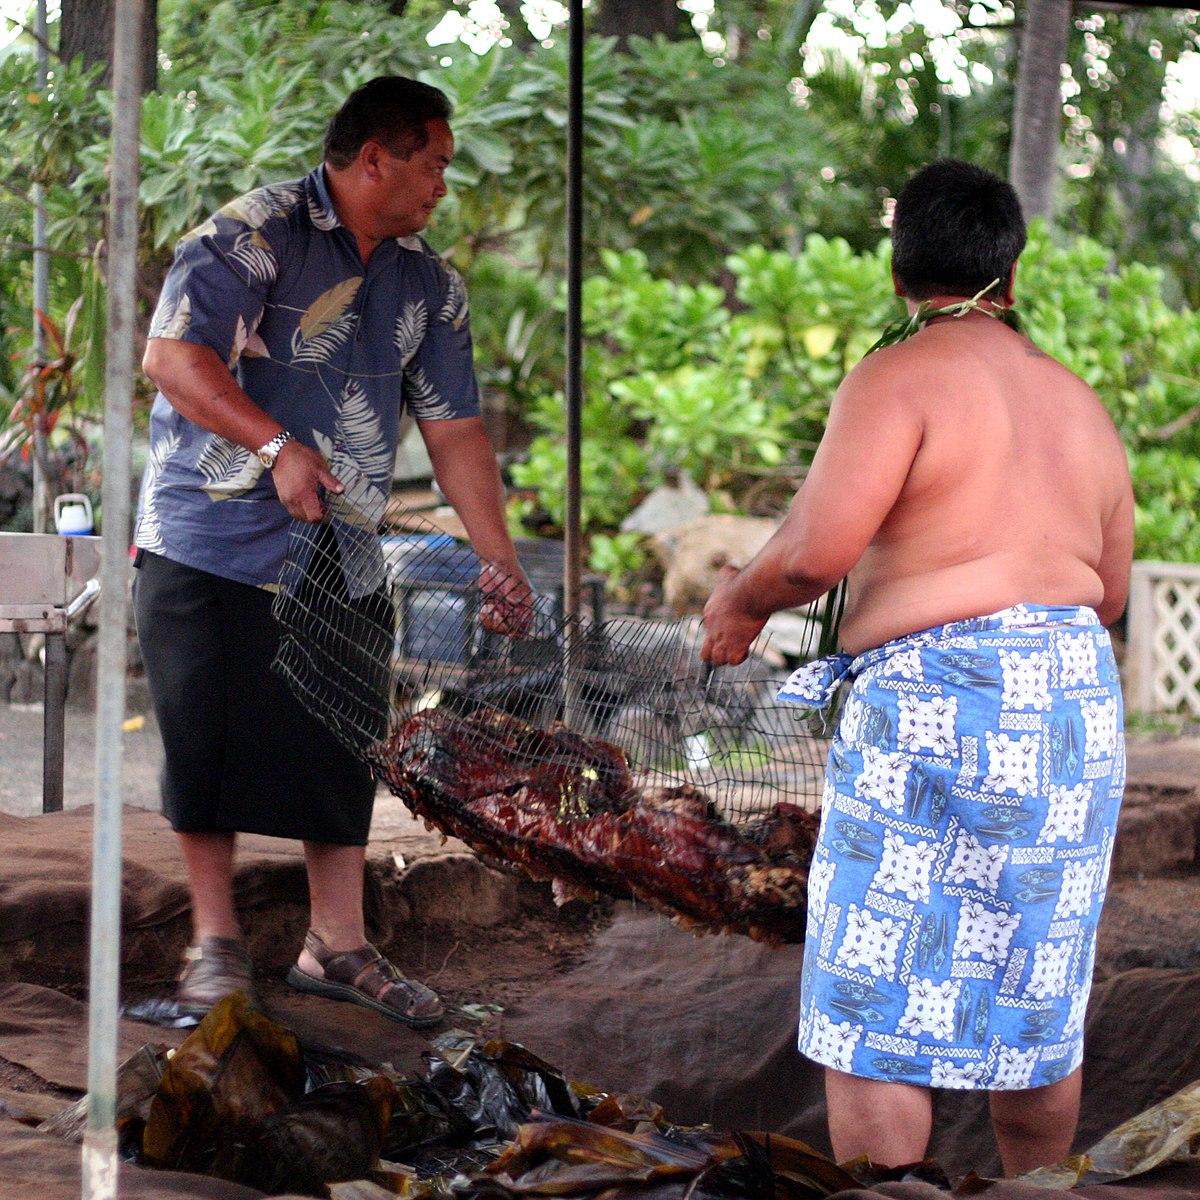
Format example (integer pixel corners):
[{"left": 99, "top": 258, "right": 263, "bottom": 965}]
[
  {"left": 825, "top": 1069, "right": 933, "bottom": 1166},
  {"left": 178, "top": 831, "right": 240, "bottom": 940},
  {"left": 298, "top": 841, "right": 368, "bottom": 971},
  {"left": 989, "top": 1068, "right": 1081, "bottom": 1177}
]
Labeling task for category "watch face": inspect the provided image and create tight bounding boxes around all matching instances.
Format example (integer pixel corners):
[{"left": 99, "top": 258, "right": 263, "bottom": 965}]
[{"left": 258, "top": 433, "right": 287, "bottom": 469}]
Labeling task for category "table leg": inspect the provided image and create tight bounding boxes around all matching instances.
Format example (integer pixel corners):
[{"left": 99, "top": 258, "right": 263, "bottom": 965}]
[{"left": 43, "top": 630, "right": 67, "bottom": 813}]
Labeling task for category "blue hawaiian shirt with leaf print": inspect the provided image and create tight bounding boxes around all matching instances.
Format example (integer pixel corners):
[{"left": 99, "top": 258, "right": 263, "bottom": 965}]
[{"left": 134, "top": 165, "right": 479, "bottom": 588}]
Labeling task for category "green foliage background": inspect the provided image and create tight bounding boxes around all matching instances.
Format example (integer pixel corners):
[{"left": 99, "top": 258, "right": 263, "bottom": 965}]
[{"left": 0, "top": 0, "right": 1196, "bottom": 568}]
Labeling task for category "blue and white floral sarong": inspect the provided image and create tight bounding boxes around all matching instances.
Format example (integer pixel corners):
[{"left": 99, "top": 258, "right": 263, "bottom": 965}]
[{"left": 778, "top": 605, "right": 1125, "bottom": 1091}]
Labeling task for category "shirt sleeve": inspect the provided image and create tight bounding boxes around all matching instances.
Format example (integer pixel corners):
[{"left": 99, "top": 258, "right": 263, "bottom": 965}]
[
  {"left": 147, "top": 208, "right": 281, "bottom": 370},
  {"left": 403, "top": 257, "right": 482, "bottom": 422}
]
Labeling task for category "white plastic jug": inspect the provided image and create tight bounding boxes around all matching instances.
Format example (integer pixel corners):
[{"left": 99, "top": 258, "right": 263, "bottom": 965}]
[{"left": 54, "top": 493, "right": 94, "bottom": 536}]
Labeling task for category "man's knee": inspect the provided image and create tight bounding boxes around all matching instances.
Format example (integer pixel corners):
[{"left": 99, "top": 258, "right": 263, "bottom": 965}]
[{"left": 990, "top": 1078, "right": 1079, "bottom": 1141}]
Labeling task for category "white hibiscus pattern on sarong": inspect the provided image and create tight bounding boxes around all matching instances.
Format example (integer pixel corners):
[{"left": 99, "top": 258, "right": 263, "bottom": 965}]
[
  {"left": 804, "top": 1012, "right": 862, "bottom": 1072},
  {"left": 946, "top": 830, "right": 1008, "bottom": 892},
  {"left": 953, "top": 900, "right": 1021, "bottom": 963},
  {"left": 983, "top": 732, "right": 1039, "bottom": 796},
  {"left": 1040, "top": 783, "right": 1091, "bottom": 844},
  {"left": 993, "top": 1047, "right": 1039, "bottom": 1088},
  {"left": 834, "top": 904, "right": 904, "bottom": 978},
  {"left": 1054, "top": 859, "right": 1100, "bottom": 919},
  {"left": 1026, "top": 939, "right": 1073, "bottom": 1000},
  {"left": 857, "top": 747, "right": 911, "bottom": 813},
  {"left": 931, "top": 1059, "right": 988, "bottom": 1088},
  {"left": 871, "top": 831, "right": 934, "bottom": 902},
  {"left": 1081, "top": 698, "right": 1119, "bottom": 759},
  {"left": 999, "top": 649, "right": 1053, "bottom": 711},
  {"left": 898, "top": 977, "right": 961, "bottom": 1041},
  {"left": 1057, "top": 633, "right": 1099, "bottom": 687},
  {"left": 897, "top": 694, "right": 958, "bottom": 754}
]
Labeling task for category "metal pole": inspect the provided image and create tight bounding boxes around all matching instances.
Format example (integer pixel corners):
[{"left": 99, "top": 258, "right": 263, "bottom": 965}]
[
  {"left": 83, "top": 1, "right": 142, "bottom": 1196},
  {"left": 563, "top": 0, "right": 583, "bottom": 625},
  {"left": 31, "top": 0, "right": 49, "bottom": 533},
  {"left": 562, "top": 0, "right": 584, "bottom": 724}
]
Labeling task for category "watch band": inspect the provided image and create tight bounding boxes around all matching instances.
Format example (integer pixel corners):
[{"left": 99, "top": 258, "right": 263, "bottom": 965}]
[{"left": 257, "top": 430, "right": 292, "bottom": 470}]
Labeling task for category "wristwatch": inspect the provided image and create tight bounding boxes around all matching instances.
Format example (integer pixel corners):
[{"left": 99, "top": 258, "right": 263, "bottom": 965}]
[{"left": 256, "top": 430, "right": 292, "bottom": 469}]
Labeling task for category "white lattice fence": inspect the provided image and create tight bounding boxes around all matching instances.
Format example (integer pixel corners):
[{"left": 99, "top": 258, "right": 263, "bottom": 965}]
[{"left": 1126, "top": 560, "right": 1200, "bottom": 716}]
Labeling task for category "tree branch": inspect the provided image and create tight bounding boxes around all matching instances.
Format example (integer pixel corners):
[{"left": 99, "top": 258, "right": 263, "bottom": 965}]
[
  {"left": 1147, "top": 398, "right": 1200, "bottom": 442},
  {"left": 0, "top": 239, "right": 103, "bottom": 262},
  {"left": 0, "top": 178, "right": 33, "bottom": 207},
  {"left": 3, "top": 17, "right": 66, "bottom": 64}
]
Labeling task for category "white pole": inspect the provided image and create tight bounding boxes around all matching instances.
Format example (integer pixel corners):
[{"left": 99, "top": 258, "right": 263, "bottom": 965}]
[
  {"left": 82, "top": 1, "right": 142, "bottom": 1196},
  {"left": 31, "top": 0, "right": 49, "bottom": 533}
]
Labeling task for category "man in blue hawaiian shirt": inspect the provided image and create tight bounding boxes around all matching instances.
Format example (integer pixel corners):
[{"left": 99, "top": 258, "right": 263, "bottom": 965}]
[{"left": 134, "top": 76, "right": 529, "bottom": 1025}]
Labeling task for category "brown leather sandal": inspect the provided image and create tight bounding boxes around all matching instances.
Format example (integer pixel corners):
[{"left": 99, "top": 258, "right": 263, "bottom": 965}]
[
  {"left": 285, "top": 930, "right": 444, "bottom": 1028},
  {"left": 177, "top": 936, "right": 256, "bottom": 1009}
]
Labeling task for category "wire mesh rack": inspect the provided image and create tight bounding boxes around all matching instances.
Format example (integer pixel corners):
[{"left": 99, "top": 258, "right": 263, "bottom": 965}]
[{"left": 273, "top": 473, "right": 833, "bottom": 942}]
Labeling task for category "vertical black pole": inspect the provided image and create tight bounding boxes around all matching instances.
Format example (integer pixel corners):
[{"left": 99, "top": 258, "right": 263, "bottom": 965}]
[{"left": 563, "top": 0, "right": 584, "bottom": 628}]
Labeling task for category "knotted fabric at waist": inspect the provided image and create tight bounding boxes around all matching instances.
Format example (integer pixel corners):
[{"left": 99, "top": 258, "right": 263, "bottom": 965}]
[{"left": 776, "top": 603, "right": 1104, "bottom": 709}]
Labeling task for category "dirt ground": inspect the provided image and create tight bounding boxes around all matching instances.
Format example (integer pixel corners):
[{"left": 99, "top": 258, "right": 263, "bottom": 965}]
[{"left": 2, "top": 720, "right": 1200, "bottom": 1198}]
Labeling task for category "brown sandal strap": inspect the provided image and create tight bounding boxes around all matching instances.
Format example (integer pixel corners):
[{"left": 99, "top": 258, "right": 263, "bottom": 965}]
[{"left": 302, "top": 931, "right": 436, "bottom": 1017}]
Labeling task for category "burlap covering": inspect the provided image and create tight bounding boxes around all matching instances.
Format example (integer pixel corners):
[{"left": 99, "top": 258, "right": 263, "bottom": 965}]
[
  {"left": 501, "top": 909, "right": 1200, "bottom": 1198},
  {"left": 0, "top": 1117, "right": 278, "bottom": 1200},
  {"left": 4, "top": 820, "right": 1200, "bottom": 1196}
]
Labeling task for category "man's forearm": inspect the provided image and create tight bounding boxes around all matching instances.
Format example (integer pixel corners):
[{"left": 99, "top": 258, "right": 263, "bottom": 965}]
[
  {"left": 144, "top": 340, "right": 281, "bottom": 453},
  {"left": 422, "top": 418, "right": 521, "bottom": 571},
  {"left": 727, "top": 525, "right": 841, "bottom": 619}
]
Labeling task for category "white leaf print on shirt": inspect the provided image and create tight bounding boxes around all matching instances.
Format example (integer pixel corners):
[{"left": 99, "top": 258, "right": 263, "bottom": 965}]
[
  {"left": 394, "top": 300, "right": 427, "bottom": 367},
  {"left": 149, "top": 293, "right": 191, "bottom": 340},
  {"left": 290, "top": 278, "right": 361, "bottom": 366},
  {"left": 403, "top": 364, "right": 453, "bottom": 421},
  {"left": 135, "top": 431, "right": 180, "bottom": 553},
  {"left": 227, "top": 230, "right": 277, "bottom": 286},
  {"left": 336, "top": 380, "right": 393, "bottom": 486},
  {"left": 437, "top": 262, "right": 469, "bottom": 329},
  {"left": 196, "top": 434, "right": 264, "bottom": 501},
  {"left": 218, "top": 181, "right": 304, "bottom": 232}
]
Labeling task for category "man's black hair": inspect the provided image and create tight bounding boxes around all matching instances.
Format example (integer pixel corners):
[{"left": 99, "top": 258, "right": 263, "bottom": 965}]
[
  {"left": 324, "top": 76, "right": 452, "bottom": 170},
  {"left": 891, "top": 159, "right": 1027, "bottom": 300}
]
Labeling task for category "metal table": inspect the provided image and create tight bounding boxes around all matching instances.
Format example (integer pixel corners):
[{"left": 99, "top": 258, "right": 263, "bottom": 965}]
[{"left": 0, "top": 531, "right": 101, "bottom": 812}]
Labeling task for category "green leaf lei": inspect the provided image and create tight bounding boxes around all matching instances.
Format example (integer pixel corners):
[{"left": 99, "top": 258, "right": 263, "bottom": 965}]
[{"left": 864, "top": 280, "right": 1020, "bottom": 356}]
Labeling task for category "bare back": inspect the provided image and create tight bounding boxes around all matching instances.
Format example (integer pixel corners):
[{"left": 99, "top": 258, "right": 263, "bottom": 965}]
[{"left": 833, "top": 315, "right": 1133, "bottom": 653}]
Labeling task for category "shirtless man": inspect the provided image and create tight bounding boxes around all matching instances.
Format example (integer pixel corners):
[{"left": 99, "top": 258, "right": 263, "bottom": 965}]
[{"left": 702, "top": 159, "right": 1133, "bottom": 1176}]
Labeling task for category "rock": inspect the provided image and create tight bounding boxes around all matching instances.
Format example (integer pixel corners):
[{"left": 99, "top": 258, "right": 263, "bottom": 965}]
[
  {"left": 763, "top": 611, "right": 823, "bottom": 659},
  {"left": 7, "top": 658, "right": 43, "bottom": 706},
  {"left": 621, "top": 472, "right": 709, "bottom": 535},
  {"left": 1111, "top": 783, "right": 1200, "bottom": 878},
  {"left": 650, "top": 515, "right": 777, "bottom": 615},
  {"left": 393, "top": 414, "right": 434, "bottom": 482},
  {"left": 0, "top": 633, "right": 19, "bottom": 703},
  {"left": 398, "top": 854, "right": 519, "bottom": 927}
]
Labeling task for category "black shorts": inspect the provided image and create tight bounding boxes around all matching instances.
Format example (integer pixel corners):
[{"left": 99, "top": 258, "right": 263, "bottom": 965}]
[{"left": 133, "top": 550, "right": 376, "bottom": 845}]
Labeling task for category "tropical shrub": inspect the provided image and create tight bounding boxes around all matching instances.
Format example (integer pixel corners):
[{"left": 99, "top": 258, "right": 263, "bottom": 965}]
[{"left": 510, "top": 227, "right": 1200, "bottom": 573}]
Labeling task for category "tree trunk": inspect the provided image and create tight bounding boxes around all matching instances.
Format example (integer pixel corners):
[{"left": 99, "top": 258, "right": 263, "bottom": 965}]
[
  {"left": 1008, "top": 0, "right": 1071, "bottom": 220},
  {"left": 59, "top": 0, "right": 158, "bottom": 92},
  {"left": 596, "top": 0, "right": 687, "bottom": 46}
]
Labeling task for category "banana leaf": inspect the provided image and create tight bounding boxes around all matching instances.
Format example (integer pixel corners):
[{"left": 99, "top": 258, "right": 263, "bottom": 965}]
[
  {"left": 226, "top": 1076, "right": 397, "bottom": 1196},
  {"left": 141, "top": 991, "right": 306, "bottom": 1173},
  {"left": 479, "top": 1117, "right": 861, "bottom": 1199},
  {"left": 956, "top": 1077, "right": 1200, "bottom": 1192}
]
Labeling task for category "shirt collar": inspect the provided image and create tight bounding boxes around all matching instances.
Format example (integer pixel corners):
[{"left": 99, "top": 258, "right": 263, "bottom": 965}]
[{"left": 305, "top": 165, "right": 342, "bottom": 231}]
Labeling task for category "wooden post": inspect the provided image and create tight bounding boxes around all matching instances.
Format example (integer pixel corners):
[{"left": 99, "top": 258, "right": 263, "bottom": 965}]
[{"left": 1125, "top": 562, "right": 1155, "bottom": 715}]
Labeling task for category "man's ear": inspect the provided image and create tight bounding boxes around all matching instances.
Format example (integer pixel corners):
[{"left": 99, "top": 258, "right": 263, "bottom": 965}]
[
  {"left": 1002, "top": 263, "right": 1017, "bottom": 307},
  {"left": 891, "top": 268, "right": 905, "bottom": 299},
  {"left": 358, "top": 139, "right": 389, "bottom": 182}
]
